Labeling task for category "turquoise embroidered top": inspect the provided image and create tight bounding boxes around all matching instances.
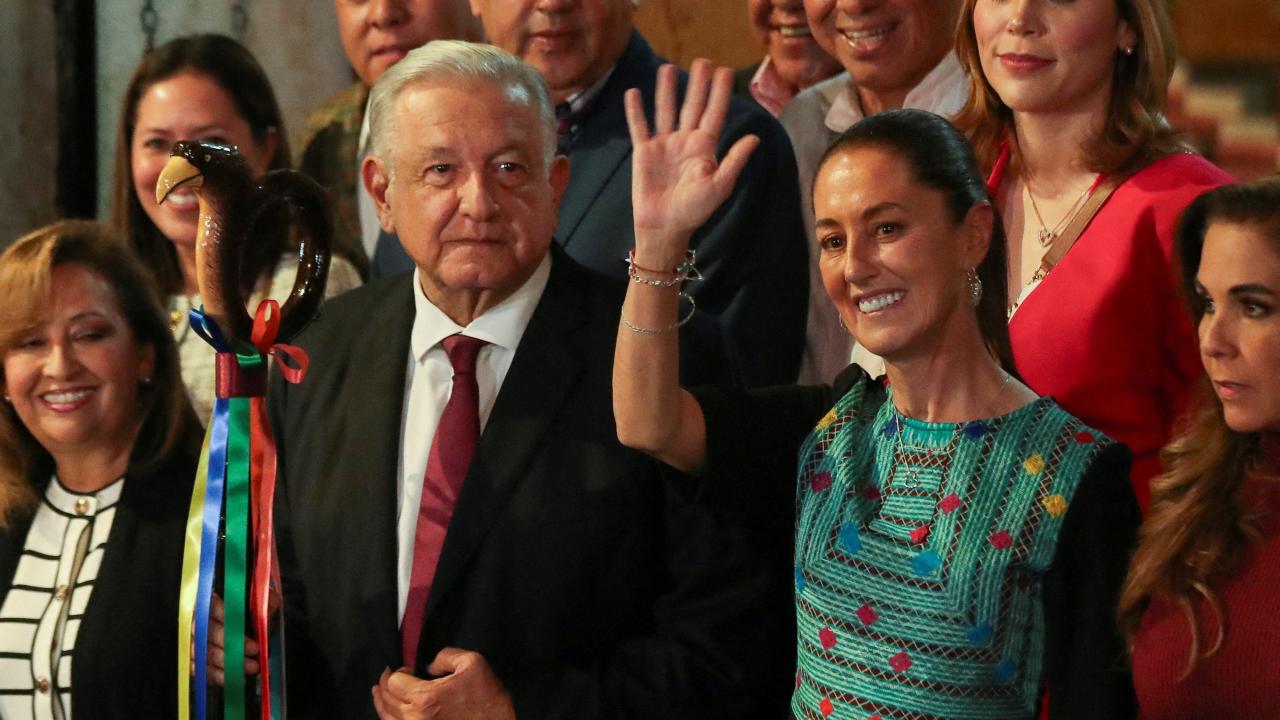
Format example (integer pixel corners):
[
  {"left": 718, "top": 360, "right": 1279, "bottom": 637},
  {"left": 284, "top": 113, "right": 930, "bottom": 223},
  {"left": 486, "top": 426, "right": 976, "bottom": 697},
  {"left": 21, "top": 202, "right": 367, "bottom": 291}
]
[{"left": 791, "top": 380, "right": 1109, "bottom": 720}]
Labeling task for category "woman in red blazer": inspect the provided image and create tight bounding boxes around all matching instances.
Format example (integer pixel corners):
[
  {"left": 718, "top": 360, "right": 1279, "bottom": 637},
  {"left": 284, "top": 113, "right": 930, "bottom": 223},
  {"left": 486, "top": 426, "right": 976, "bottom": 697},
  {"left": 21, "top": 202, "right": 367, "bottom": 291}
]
[{"left": 954, "top": 0, "right": 1232, "bottom": 509}]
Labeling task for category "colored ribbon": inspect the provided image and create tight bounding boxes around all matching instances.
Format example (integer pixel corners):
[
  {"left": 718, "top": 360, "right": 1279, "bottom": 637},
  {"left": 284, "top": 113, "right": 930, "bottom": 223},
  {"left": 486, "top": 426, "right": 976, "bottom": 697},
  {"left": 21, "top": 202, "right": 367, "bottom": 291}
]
[{"left": 178, "top": 304, "right": 307, "bottom": 720}]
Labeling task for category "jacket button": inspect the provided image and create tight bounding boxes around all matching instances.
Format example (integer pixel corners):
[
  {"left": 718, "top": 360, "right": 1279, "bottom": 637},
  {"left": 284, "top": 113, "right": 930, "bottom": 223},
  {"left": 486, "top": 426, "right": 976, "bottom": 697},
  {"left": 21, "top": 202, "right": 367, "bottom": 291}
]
[
  {"left": 55, "top": 585, "right": 68, "bottom": 600},
  {"left": 36, "top": 677, "right": 48, "bottom": 693},
  {"left": 74, "top": 498, "right": 90, "bottom": 516}
]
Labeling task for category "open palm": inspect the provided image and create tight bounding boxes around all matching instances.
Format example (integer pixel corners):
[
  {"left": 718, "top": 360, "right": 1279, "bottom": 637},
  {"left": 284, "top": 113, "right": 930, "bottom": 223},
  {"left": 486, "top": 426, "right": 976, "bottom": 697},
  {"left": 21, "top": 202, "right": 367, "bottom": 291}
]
[{"left": 626, "top": 60, "right": 759, "bottom": 245}]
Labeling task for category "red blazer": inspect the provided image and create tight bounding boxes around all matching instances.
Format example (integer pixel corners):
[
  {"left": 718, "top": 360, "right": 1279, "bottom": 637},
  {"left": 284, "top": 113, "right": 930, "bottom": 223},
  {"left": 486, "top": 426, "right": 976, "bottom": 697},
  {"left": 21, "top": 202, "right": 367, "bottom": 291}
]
[{"left": 991, "top": 151, "right": 1232, "bottom": 509}]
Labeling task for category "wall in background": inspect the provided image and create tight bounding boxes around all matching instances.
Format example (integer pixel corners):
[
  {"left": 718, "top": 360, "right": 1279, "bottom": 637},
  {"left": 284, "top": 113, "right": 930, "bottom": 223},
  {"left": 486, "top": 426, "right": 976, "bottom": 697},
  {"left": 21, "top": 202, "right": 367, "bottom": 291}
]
[
  {"left": 0, "top": 2, "right": 57, "bottom": 246},
  {"left": 636, "top": 0, "right": 761, "bottom": 70}
]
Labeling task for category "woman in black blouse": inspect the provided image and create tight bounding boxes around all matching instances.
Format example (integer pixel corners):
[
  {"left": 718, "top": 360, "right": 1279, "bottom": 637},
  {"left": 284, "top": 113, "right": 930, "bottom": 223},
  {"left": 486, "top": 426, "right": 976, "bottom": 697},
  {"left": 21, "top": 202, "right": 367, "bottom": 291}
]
[{"left": 0, "top": 220, "right": 201, "bottom": 718}]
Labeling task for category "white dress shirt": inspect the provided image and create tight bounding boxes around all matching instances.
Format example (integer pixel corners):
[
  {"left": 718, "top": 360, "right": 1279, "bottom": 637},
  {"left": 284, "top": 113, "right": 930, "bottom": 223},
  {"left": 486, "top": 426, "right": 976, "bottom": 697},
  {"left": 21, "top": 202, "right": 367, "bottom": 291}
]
[
  {"left": 394, "top": 255, "right": 551, "bottom": 620},
  {"left": 780, "top": 54, "right": 969, "bottom": 384}
]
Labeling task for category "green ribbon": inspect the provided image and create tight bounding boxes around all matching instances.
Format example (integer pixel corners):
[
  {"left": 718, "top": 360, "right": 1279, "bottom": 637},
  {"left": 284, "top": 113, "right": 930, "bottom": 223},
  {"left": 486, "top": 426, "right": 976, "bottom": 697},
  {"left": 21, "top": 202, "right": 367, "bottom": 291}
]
[{"left": 223, "top": 347, "right": 261, "bottom": 720}]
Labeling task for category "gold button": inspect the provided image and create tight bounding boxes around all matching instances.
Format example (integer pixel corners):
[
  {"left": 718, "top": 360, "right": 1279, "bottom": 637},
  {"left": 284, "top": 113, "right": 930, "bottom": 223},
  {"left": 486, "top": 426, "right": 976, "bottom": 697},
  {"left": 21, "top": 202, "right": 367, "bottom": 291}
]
[
  {"left": 36, "top": 676, "right": 48, "bottom": 693},
  {"left": 55, "top": 585, "right": 68, "bottom": 600},
  {"left": 74, "top": 498, "right": 89, "bottom": 516}
]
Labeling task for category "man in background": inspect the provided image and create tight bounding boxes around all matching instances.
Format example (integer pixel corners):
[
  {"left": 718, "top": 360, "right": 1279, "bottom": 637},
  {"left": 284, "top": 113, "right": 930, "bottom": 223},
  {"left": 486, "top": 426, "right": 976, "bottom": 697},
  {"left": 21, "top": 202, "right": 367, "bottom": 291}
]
[
  {"left": 469, "top": 0, "right": 809, "bottom": 388},
  {"left": 298, "top": 0, "right": 482, "bottom": 278},
  {"left": 733, "top": 0, "right": 841, "bottom": 117}
]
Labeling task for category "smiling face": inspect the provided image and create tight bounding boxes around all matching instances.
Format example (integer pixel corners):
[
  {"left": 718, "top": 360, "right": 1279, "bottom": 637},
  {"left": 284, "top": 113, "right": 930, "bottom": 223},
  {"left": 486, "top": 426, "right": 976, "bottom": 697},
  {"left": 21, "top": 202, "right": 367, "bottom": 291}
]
[
  {"left": 972, "top": 0, "right": 1134, "bottom": 116},
  {"left": 1195, "top": 222, "right": 1280, "bottom": 434},
  {"left": 813, "top": 145, "right": 988, "bottom": 362},
  {"left": 750, "top": 0, "right": 842, "bottom": 90},
  {"left": 130, "top": 72, "right": 276, "bottom": 249},
  {"left": 2, "top": 264, "right": 155, "bottom": 464},
  {"left": 803, "top": 0, "right": 960, "bottom": 108},
  {"left": 363, "top": 78, "right": 568, "bottom": 317},
  {"left": 469, "top": 0, "right": 634, "bottom": 103},
  {"left": 334, "top": 0, "right": 480, "bottom": 87}
]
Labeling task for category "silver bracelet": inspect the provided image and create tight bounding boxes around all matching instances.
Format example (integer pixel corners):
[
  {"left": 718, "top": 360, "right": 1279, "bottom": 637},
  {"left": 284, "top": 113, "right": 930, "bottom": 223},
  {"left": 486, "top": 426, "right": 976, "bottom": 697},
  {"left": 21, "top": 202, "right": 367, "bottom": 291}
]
[
  {"left": 621, "top": 292, "right": 696, "bottom": 335},
  {"left": 626, "top": 249, "right": 703, "bottom": 287}
]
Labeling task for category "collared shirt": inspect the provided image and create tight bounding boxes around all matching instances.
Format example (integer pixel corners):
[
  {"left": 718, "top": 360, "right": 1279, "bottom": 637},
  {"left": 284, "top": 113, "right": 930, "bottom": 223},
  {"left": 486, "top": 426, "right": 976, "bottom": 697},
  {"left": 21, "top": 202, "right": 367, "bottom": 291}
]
[
  {"left": 748, "top": 56, "right": 796, "bottom": 118},
  {"left": 394, "top": 254, "right": 551, "bottom": 619},
  {"left": 555, "top": 66, "right": 616, "bottom": 155},
  {"left": 356, "top": 97, "right": 380, "bottom": 263},
  {"left": 780, "top": 53, "right": 969, "bottom": 385}
]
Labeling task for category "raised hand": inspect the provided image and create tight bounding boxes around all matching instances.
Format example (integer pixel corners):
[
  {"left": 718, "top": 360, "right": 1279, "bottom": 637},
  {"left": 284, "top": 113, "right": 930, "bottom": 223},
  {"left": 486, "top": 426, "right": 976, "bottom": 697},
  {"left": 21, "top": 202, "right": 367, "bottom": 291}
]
[{"left": 626, "top": 59, "right": 759, "bottom": 264}]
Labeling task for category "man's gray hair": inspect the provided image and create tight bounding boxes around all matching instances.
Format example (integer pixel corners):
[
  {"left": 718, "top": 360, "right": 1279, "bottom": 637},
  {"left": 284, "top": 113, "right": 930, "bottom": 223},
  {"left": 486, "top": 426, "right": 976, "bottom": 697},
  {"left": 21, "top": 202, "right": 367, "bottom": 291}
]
[{"left": 367, "top": 40, "right": 557, "bottom": 172}]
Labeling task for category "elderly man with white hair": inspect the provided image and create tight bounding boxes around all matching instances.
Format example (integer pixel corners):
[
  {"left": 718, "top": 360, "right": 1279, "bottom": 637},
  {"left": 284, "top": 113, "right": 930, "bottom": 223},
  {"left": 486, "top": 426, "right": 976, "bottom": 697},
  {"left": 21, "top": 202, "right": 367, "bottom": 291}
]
[{"left": 260, "top": 40, "right": 790, "bottom": 720}]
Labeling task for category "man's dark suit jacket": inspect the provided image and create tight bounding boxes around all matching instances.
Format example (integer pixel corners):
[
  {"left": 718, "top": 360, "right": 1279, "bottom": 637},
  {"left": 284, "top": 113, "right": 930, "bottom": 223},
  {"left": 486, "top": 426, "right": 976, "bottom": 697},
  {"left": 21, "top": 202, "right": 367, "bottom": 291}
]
[
  {"left": 268, "top": 249, "right": 793, "bottom": 718},
  {"left": 557, "top": 32, "right": 807, "bottom": 388}
]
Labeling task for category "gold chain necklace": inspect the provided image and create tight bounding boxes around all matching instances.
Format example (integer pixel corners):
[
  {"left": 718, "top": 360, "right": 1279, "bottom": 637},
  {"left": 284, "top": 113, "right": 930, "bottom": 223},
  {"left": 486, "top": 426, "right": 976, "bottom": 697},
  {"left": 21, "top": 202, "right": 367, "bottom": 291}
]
[{"left": 1025, "top": 176, "right": 1097, "bottom": 247}]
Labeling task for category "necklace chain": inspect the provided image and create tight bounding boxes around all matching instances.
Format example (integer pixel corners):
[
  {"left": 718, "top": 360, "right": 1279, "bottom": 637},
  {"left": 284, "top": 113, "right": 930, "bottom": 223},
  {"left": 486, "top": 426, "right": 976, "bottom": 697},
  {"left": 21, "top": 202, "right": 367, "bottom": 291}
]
[
  {"left": 1025, "top": 176, "right": 1097, "bottom": 247},
  {"left": 891, "top": 370, "right": 1013, "bottom": 488}
]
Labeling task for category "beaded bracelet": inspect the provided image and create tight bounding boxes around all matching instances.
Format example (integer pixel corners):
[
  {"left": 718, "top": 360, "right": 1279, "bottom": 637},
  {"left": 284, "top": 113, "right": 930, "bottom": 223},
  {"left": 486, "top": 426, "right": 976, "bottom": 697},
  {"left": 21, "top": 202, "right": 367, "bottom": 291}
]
[
  {"left": 626, "top": 249, "right": 703, "bottom": 287},
  {"left": 621, "top": 292, "right": 697, "bottom": 335}
]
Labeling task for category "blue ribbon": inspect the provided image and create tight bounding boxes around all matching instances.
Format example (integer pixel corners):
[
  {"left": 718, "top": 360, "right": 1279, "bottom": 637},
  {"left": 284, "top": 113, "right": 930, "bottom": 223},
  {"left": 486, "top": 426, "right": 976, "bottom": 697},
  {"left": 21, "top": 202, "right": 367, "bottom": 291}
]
[{"left": 194, "top": 395, "right": 230, "bottom": 720}]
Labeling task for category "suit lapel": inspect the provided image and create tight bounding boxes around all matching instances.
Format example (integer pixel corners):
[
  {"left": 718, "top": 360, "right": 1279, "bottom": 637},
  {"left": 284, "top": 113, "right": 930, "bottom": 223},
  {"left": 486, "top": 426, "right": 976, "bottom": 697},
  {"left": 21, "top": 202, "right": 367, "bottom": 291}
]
[
  {"left": 555, "top": 32, "right": 660, "bottom": 249},
  {"left": 423, "top": 254, "right": 588, "bottom": 623},
  {"left": 344, "top": 279, "right": 414, "bottom": 665}
]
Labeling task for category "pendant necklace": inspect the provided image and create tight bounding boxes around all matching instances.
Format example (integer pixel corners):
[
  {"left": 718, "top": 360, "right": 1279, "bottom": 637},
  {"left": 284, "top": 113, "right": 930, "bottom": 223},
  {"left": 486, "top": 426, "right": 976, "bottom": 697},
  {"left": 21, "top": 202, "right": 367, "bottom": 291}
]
[{"left": 1025, "top": 175, "right": 1098, "bottom": 247}]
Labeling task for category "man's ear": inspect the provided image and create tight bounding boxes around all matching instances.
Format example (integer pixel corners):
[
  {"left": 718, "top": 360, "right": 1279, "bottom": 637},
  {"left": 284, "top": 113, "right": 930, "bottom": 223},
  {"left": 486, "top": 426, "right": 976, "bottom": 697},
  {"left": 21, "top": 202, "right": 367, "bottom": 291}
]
[
  {"left": 362, "top": 155, "right": 396, "bottom": 233},
  {"left": 549, "top": 155, "right": 571, "bottom": 214}
]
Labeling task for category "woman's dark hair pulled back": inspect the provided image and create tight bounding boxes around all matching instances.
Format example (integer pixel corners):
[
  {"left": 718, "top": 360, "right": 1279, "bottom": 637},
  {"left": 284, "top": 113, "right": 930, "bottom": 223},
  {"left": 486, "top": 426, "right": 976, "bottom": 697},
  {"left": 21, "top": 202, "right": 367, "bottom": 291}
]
[{"left": 815, "top": 109, "right": 1016, "bottom": 373}]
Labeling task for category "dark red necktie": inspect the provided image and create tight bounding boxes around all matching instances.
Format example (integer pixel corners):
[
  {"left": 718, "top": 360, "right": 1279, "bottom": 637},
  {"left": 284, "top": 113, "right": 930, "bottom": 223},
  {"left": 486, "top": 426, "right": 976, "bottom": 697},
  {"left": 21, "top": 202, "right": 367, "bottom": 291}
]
[{"left": 401, "top": 334, "right": 487, "bottom": 667}]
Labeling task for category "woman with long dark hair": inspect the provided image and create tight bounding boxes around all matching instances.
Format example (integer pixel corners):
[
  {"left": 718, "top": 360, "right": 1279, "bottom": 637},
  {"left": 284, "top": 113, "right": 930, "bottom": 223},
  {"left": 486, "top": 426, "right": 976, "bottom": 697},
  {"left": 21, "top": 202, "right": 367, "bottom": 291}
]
[
  {"left": 110, "top": 34, "right": 361, "bottom": 419},
  {"left": 1121, "top": 177, "right": 1280, "bottom": 716}
]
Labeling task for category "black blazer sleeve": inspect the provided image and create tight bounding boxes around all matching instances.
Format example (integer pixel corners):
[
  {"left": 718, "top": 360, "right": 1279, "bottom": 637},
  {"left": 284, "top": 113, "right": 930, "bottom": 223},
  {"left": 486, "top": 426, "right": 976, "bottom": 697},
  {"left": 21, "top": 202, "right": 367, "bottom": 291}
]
[{"left": 1042, "top": 441, "right": 1140, "bottom": 719}]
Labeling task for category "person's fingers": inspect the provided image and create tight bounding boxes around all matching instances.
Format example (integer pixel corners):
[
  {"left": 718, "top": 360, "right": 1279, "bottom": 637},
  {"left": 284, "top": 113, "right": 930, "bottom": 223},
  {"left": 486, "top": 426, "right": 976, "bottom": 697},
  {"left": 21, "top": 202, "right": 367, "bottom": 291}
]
[
  {"left": 385, "top": 667, "right": 426, "bottom": 699},
  {"left": 715, "top": 135, "right": 760, "bottom": 195},
  {"left": 699, "top": 66, "right": 735, "bottom": 139},
  {"left": 425, "top": 647, "right": 468, "bottom": 678},
  {"left": 624, "top": 88, "right": 650, "bottom": 145},
  {"left": 653, "top": 63, "right": 679, "bottom": 135},
  {"left": 679, "top": 58, "right": 712, "bottom": 131},
  {"left": 244, "top": 636, "right": 259, "bottom": 657}
]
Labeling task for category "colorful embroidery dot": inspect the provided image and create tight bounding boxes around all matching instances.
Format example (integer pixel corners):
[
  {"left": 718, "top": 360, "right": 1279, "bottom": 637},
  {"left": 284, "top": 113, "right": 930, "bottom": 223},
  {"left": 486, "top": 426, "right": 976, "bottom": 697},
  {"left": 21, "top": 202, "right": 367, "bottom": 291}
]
[
  {"left": 889, "top": 651, "right": 912, "bottom": 673},
  {"left": 1041, "top": 494, "right": 1068, "bottom": 518},
  {"left": 840, "top": 523, "right": 862, "bottom": 554},
  {"left": 989, "top": 530, "right": 1013, "bottom": 550},
  {"left": 993, "top": 657, "right": 1018, "bottom": 684},
  {"left": 909, "top": 524, "right": 932, "bottom": 544},
  {"left": 1073, "top": 431, "right": 1094, "bottom": 444},
  {"left": 816, "top": 408, "right": 839, "bottom": 431},
  {"left": 856, "top": 604, "right": 878, "bottom": 626},
  {"left": 820, "top": 698, "right": 835, "bottom": 718},
  {"left": 967, "top": 623, "right": 994, "bottom": 646},
  {"left": 912, "top": 549, "right": 941, "bottom": 577},
  {"left": 882, "top": 418, "right": 898, "bottom": 437},
  {"left": 794, "top": 567, "right": 806, "bottom": 593},
  {"left": 819, "top": 627, "right": 837, "bottom": 650},
  {"left": 862, "top": 485, "right": 881, "bottom": 501},
  {"left": 811, "top": 472, "right": 833, "bottom": 492},
  {"left": 1023, "top": 454, "right": 1045, "bottom": 475},
  {"left": 963, "top": 421, "right": 989, "bottom": 439},
  {"left": 939, "top": 493, "right": 961, "bottom": 514}
]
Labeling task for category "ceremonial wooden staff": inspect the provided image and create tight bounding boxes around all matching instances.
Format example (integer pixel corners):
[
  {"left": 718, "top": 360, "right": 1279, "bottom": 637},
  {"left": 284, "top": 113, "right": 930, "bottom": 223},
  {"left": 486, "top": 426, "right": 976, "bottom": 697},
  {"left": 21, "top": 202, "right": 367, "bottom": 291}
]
[{"left": 157, "top": 141, "right": 332, "bottom": 720}]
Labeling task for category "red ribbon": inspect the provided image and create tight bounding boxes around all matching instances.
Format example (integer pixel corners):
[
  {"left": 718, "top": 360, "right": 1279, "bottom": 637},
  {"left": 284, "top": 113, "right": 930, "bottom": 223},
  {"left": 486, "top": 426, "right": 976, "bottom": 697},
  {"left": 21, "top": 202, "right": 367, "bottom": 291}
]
[{"left": 247, "top": 300, "right": 307, "bottom": 720}]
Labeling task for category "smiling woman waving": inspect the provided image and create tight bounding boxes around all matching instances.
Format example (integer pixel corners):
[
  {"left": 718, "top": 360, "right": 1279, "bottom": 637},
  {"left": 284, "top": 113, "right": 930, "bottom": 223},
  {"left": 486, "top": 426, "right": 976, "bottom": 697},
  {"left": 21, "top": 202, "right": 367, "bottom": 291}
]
[{"left": 613, "top": 59, "right": 1139, "bottom": 719}]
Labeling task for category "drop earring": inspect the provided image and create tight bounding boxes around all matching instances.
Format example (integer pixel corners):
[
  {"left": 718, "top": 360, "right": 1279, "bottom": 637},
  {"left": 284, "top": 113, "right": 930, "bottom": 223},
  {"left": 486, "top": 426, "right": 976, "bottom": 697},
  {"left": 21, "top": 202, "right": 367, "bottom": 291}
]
[{"left": 967, "top": 268, "right": 983, "bottom": 307}]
